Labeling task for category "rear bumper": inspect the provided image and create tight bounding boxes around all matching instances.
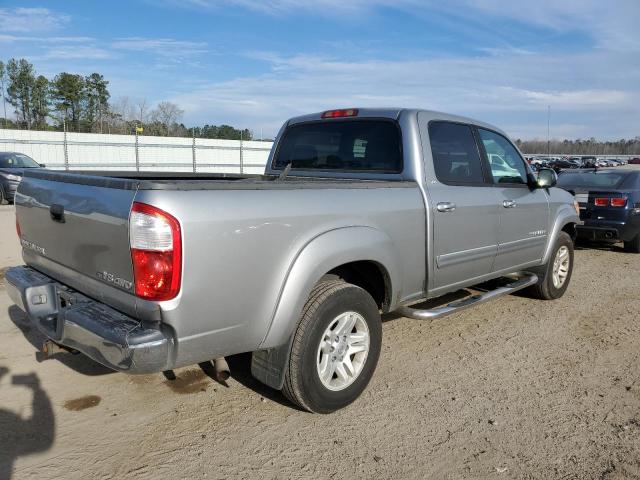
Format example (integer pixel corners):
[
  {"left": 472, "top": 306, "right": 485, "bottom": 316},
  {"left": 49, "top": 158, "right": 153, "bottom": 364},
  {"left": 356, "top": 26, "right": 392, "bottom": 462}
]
[
  {"left": 6, "top": 265, "right": 173, "bottom": 374},
  {"left": 577, "top": 219, "right": 639, "bottom": 242}
]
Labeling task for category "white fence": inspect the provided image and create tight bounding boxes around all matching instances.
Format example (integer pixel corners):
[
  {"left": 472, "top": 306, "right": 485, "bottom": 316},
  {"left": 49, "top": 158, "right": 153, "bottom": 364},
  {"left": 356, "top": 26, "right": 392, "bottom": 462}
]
[{"left": 0, "top": 129, "right": 274, "bottom": 174}]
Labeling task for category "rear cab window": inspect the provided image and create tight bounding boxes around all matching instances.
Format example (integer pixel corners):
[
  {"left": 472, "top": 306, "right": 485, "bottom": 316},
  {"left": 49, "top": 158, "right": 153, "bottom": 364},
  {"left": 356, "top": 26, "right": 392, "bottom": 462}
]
[{"left": 272, "top": 120, "right": 402, "bottom": 173}]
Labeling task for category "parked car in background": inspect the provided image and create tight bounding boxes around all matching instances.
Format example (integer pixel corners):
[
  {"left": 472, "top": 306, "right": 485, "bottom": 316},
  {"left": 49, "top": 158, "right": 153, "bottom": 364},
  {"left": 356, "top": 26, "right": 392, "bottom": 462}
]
[
  {"left": 581, "top": 156, "right": 598, "bottom": 168},
  {"left": 567, "top": 157, "right": 583, "bottom": 168},
  {"left": 487, "top": 153, "right": 523, "bottom": 180},
  {"left": 549, "top": 158, "right": 578, "bottom": 172},
  {"left": 6, "top": 108, "right": 579, "bottom": 413},
  {"left": 557, "top": 168, "right": 640, "bottom": 252},
  {"left": 630, "top": 158, "right": 640, "bottom": 165},
  {"left": 0, "top": 152, "right": 44, "bottom": 204}
]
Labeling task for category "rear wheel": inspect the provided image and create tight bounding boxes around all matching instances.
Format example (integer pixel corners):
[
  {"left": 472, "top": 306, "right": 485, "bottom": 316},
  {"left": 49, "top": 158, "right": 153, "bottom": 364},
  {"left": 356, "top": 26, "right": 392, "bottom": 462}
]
[
  {"left": 282, "top": 280, "right": 382, "bottom": 413},
  {"left": 624, "top": 234, "right": 640, "bottom": 253},
  {"left": 0, "top": 187, "right": 6, "bottom": 205},
  {"left": 527, "top": 231, "right": 574, "bottom": 300}
]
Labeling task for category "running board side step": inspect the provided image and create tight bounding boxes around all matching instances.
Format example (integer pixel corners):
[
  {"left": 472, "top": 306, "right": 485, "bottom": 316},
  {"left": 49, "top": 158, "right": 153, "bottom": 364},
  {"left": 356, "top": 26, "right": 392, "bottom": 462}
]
[{"left": 397, "top": 272, "right": 539, "bottom": 321}]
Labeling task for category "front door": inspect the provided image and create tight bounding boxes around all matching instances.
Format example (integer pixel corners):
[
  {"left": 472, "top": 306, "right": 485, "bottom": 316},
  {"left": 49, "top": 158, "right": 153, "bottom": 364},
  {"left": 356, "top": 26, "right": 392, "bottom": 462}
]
[
  {"left": 424, "top": 120, "right": 502, "bottom": 291},
  {"left": 477, "top": 128, "right": 549, "bottom": 271}
]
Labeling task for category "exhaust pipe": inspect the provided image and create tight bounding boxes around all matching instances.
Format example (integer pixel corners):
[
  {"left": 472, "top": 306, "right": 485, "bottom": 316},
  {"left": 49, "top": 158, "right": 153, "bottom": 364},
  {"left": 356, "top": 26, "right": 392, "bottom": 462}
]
[
  {"left": 41, "top": 339, "right": 78, "bottom": 358},
  {"left": 213, "top": 357, "right": 230, "bottom": 382}
]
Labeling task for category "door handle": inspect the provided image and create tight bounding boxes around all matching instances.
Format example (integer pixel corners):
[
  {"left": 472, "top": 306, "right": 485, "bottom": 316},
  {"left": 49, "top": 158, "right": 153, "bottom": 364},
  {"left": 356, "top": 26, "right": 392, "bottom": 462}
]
[
  {"left": 436, "top": 202, "right": 456, "bottom": 212},
  {"left": 503, "top": 199, "right": 517, "bottom": 208}
]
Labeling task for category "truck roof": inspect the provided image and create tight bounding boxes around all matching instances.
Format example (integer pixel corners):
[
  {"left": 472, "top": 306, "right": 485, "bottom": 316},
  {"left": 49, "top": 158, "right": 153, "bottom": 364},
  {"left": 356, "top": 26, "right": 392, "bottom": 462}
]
[{"left": 286, "top": 108, "right": 508, "bottom": 137}]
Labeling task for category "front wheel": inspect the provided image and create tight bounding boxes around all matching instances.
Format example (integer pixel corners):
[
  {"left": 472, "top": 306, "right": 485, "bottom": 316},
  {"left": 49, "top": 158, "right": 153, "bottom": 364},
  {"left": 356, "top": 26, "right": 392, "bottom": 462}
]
[
  {"left": 282, "top": 280, "right": 382, "bottom": 413},
  {"left": 527, "top": 231, "right": 574, "bottom": 300}
]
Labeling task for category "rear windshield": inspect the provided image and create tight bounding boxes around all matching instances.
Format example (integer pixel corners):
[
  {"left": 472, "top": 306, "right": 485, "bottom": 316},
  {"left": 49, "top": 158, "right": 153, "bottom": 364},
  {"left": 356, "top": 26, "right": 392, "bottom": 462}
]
[
  {"left": 272, "top": 120, "right": 402, "bottom": 172},
  {"left": 557, "top": 171, "right": 630, "bottom": 189}
]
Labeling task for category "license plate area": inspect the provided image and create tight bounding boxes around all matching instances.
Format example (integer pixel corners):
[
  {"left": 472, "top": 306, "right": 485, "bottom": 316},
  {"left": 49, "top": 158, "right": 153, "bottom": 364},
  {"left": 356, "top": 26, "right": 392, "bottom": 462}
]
[{"left": 37, "top": 286, "right": 92, "bottom": 339}]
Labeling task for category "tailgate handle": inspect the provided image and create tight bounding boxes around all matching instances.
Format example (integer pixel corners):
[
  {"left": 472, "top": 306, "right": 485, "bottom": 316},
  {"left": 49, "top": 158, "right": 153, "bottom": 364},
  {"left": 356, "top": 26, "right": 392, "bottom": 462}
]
[{"left": 49, "top": 204, "right": 65, "bottom": 223}]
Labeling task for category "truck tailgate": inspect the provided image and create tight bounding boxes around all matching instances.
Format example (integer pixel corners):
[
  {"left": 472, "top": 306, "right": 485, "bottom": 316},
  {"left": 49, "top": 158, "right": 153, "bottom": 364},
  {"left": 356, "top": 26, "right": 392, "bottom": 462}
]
[{"left": 16, "top": 171, "right": 138, "bottom": 296}]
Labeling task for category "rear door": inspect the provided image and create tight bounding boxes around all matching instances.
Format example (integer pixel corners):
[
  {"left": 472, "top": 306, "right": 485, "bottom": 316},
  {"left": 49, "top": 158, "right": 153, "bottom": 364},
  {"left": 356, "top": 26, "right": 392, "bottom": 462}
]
[
  {"left": 15, "top": 170, "right": 137, "bottom": 294},
  {"left": 476, "top": 128, "right": 549, "bottom": 271},
  {"left": 424, "top": 120, "right": 502, "bottom": 290}
]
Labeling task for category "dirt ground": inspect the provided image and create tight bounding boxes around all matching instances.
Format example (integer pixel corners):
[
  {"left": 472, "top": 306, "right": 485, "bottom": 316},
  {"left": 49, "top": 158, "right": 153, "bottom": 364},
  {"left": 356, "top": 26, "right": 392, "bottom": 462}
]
[{"left": 0, "top": 203, "right": 639, "bottom": 480}]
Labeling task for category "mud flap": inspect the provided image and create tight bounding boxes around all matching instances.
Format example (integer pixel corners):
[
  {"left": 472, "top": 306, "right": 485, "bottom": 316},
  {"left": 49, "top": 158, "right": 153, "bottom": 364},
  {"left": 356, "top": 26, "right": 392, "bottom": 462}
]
[{"left": 250, "top": 334, "right": 294, "bottom": 390}]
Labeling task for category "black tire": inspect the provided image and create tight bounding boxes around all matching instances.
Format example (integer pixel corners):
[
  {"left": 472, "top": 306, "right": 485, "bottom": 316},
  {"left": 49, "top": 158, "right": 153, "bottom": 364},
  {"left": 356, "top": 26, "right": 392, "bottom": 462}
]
[
  {"left": 527, "top": 231, "right": 574, "bottom": 300},
  {"left": 624, "top": 234, "right": 640, "bottom": 253},
  {"left": 282, "top": 280, "right": 382, "bottom": 414},
  {"left": 0, "top": 187, "right": 6, "bottom": 205}
]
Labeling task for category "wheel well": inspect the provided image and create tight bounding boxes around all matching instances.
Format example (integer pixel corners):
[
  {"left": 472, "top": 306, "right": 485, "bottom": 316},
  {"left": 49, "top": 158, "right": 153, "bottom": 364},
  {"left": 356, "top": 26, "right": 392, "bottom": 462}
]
[
  {"left": 562, "top": 222, "right": 577, "bottom": 242},
  {"left": 323, "top": 261, "right": 391, "bottom": 311}
]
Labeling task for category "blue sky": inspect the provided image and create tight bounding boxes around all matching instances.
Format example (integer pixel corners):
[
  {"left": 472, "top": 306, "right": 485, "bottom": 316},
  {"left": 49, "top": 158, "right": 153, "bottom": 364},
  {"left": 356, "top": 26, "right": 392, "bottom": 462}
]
[{"left": 0, "top": 0, "right": 638, "bottom": 139}]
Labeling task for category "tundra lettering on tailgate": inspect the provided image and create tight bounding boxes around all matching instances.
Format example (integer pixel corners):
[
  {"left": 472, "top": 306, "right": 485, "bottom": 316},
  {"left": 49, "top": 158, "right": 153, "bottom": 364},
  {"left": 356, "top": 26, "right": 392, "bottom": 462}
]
[
  {"left": 20, "top": 239, "right": 46, "bottom": 256},
  {"left": 96, "top": 271, "right": 133, "bottom": 290}
]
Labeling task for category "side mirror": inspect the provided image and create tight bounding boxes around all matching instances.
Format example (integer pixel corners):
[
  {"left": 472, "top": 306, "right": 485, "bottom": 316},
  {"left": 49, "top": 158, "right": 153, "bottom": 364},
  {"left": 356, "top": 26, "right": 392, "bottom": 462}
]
[
  {"left": 39, "top": 163, "right": 46, "bottom": 167},
  {"left": 536, "top": 168, "right": 557, "bottom": 188}
]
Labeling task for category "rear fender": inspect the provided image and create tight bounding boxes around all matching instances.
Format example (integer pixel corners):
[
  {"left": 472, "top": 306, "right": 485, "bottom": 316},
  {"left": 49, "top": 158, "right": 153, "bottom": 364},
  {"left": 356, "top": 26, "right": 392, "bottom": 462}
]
[
  {"left": 260, "top": 226, "right": 401, "bottom": 349},
  {"left": 252, "top": 226, "right": 401, "bottom": 389}
]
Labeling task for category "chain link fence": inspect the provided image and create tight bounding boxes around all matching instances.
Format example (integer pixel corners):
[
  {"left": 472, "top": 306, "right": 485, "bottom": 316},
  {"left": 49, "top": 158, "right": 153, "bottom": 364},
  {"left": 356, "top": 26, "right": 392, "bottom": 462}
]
[{"left": 0, "top": 128, "right": 273, "bottom": 174}]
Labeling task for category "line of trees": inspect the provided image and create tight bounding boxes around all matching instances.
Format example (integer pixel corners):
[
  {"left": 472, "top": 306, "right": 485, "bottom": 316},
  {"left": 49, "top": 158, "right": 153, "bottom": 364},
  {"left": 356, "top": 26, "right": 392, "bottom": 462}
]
[
  {"left": 0, "top": 57, "right": 253, "bottom": 140},
  {"left": 515, "top": 138, "right": 640, "bottom": 156}
]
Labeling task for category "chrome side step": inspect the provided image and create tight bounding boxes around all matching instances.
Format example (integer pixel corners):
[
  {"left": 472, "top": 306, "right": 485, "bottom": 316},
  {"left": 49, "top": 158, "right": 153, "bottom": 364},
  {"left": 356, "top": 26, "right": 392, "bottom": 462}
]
[{"left": 397, "top": 272, "right": 538, "bottom": 321}]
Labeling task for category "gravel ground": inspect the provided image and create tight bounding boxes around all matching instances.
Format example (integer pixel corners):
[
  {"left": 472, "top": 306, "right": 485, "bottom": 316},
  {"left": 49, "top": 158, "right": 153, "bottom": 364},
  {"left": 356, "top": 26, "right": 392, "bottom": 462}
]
[{"left": 0, "top": 203, "right": 639, "bottom": 479}]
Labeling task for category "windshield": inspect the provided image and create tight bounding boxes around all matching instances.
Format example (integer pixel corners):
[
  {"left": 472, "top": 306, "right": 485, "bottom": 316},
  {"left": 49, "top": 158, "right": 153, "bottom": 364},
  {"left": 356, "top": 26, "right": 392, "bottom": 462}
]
[
  {"left": 557, "top": 171, "right": 628, "bottom": 189},
  {"left": 272, "top": 120, "right": 402, "bottom": 172},
  {"left": 0, "top": 153, "right": 39, "bottom": 168}
]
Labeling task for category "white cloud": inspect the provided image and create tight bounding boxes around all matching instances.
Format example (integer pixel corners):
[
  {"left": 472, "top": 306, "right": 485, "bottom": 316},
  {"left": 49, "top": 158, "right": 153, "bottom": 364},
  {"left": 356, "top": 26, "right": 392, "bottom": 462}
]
[
  {"left": 44, "top": 46, "right": 115, "bottom": 60},
  {"left": 0, "top": 7, "right": 70, "bottom": 33},
  {"left": 173, "top": 0, "right": 640, "bottom": 53},
  {"left": 520, "top": 89, "right": 630, "bottom": 107},
  {"left": 174, "top": 0, "right": 419, "bottom": 15},
  {"left": 111, "top": 37, "right": 208, "bottom": 58},
  {"left": 170, "top": 50, "right": 640, "bottom": 139}
]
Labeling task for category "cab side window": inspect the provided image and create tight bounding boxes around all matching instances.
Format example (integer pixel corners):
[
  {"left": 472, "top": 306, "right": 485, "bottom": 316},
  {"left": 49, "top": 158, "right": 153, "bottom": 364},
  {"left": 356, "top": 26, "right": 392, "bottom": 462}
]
[
  {"left": 429, "top": 122, "right": 485, "bottom": 185},
  {"left": 478, "top": 129, "right": 528, "bottom": 185}
]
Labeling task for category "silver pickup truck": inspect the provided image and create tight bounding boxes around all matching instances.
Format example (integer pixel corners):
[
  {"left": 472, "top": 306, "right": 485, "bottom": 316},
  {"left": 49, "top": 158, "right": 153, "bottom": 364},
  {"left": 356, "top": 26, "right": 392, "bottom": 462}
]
[{"left": 6, "top": 108, "right": 580, "bottom": 413}]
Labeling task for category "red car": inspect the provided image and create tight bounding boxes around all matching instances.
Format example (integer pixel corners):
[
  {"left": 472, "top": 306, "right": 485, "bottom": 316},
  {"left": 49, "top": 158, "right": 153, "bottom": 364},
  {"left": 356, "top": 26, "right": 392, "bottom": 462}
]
[{"left": 629, "top": 158, "right": 640, "bottom": 165}]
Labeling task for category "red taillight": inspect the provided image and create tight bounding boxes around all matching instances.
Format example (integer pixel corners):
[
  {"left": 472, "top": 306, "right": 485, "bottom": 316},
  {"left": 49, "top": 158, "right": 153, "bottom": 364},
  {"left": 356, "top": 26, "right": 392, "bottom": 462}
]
[
  {"left": 594, "top": 198, "right": 609, "bottom": 206},
  {"left": 610, "top": 197, "right": 627, "bottom": 207},
  {"left": 16, "top": 215, "right": 21, "bottom": 238},
  {"left": 130, "top": 202, "right": 182, "bottom": 301},
  {"left": 321, "top": 108, "right": 359, "bottom": 119}
]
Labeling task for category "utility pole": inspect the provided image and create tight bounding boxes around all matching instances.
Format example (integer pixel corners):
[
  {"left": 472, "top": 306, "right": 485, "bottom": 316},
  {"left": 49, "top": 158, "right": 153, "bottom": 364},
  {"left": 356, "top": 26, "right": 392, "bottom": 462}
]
[
  {"left": 135, "top": 126, "right": 140, "bottom": 171},
  {"left": 547, "top": 105, "right": 551, "bottom": 157},
  {"left": 239, "top": 129, "right": 244, "bottom": 174},
  {"left": 192, "top": 129, "right": 197, "bottom": 173},
  {"left": 63, "top": 119, "right": 69, "bottom": 170}
]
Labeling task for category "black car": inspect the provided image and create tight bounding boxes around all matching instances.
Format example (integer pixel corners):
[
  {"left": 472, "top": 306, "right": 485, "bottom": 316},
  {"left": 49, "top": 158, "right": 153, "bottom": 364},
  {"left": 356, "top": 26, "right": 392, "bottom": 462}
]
[
  {"left": 0, "top": 152, "right": 44, "bottom": 204},
  {"left": 548, "top": 158, "right": 579, "bottom": 172},
  {"left": 557, "top": 169, "right": 640, "bottom": 252}
]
